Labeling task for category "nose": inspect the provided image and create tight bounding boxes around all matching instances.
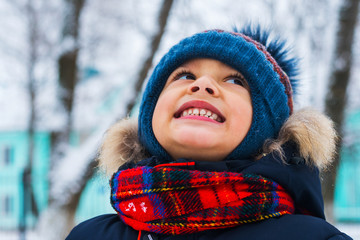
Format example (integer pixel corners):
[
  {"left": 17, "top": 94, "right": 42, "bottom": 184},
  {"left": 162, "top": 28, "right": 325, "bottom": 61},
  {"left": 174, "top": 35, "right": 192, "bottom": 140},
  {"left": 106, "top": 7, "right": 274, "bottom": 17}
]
[{"left": 187, "top": 76, "right": 220, "bottom": 96}]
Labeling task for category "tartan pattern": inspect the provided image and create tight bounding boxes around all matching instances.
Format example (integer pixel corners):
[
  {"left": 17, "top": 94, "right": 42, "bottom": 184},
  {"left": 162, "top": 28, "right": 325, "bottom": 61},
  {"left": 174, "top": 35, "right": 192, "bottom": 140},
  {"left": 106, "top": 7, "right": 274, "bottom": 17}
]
[{"left": 110, "top": 162, "right": 295, "bottom": 235}]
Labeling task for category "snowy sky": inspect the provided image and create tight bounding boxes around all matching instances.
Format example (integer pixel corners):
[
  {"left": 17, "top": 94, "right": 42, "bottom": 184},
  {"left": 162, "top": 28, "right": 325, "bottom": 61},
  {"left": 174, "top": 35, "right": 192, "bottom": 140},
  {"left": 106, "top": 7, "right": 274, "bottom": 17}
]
[{"left": 0, "top": 0, "right": 359, "bottom": 132}]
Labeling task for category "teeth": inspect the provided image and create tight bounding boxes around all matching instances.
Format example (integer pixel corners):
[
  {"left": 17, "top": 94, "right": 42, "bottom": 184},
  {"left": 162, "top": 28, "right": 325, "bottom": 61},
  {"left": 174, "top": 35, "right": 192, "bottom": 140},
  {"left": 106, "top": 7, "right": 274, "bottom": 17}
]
[
  {"left": 193, "top": 108, "right": 199, "bottom": 115},
  {"left": 179, "top": 108, "right": 222, "bottom": 122}
]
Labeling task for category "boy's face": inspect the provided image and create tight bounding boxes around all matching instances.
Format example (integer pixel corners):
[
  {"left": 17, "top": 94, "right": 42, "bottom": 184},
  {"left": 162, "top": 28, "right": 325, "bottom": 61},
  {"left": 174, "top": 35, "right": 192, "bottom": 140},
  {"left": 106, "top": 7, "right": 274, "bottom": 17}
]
[{"left": 152, "top": 58, "right": 253, "bottom": 161}]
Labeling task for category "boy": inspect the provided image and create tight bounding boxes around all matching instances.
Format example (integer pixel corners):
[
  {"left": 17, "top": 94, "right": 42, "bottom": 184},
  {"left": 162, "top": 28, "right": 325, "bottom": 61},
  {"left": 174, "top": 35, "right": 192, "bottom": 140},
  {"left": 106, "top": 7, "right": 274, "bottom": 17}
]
[{"left": 67, "top": 26, "right": 352, "bottom": 239}]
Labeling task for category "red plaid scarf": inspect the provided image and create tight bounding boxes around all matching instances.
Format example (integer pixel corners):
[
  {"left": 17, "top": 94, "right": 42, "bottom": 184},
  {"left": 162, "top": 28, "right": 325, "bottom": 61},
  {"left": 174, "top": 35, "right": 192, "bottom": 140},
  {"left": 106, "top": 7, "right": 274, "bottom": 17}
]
[{"left": 110, "top": 162, "right": 294, "bottom": 235}]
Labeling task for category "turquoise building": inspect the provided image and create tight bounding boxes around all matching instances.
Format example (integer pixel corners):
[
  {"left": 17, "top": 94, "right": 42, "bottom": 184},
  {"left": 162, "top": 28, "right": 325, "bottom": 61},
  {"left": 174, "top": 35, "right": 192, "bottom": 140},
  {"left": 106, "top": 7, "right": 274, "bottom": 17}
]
[
  {"left": 335, "top": 110, "right": 360, "bottom": 221},
  {"left": 0, "top": 130, "right": 114, "bottom": 230},
  {"left": 75, "top": 173, "right": 114, "bottom": 223},
  {"left": 0, "top": 131, "right": 50, "bottom": 229}
]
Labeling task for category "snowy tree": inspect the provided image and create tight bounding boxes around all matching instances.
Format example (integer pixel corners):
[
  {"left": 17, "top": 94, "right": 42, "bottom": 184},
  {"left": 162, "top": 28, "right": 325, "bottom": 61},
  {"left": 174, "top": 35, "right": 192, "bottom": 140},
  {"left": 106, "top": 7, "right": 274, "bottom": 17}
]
[
  {"left": 37, "top": 0, "right": 174, "bottom": 239},
  {"left": 126, "top": 0, "right": 174, "bottom": 114},
  {"left": 323, "top": 0, "right": 360, "bottom": 222},
  {"left": 37, "top": 0, "right": 88, "bottom": 238},
  {"left": 0, "top": 1, "right": 61, "bottom": 238},
  {"left": 21, "top": 0, "right": 41, "bottom": 237}
]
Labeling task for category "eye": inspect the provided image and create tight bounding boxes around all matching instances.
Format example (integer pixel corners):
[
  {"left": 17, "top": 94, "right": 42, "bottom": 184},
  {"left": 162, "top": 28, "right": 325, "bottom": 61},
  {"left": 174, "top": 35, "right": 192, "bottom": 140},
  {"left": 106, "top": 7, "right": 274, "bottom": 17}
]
[
  {"left": 224, "top": 74, "right": 247, "bottom": 87},
  {"left": 173, "top": 70, "right": 196, "bottom": 81}
]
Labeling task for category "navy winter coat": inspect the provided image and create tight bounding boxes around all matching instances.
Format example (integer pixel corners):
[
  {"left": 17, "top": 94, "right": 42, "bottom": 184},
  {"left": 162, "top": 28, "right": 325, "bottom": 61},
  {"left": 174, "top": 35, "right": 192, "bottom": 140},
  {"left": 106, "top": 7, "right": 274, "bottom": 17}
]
[{"left": 66, "top": 143, "right": 352, "bottom": 240}]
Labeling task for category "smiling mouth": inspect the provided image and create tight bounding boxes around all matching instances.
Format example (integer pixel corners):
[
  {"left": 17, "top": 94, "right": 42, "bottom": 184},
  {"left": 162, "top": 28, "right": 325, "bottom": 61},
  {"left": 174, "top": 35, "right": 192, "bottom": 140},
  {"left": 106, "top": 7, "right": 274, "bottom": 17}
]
[{"left": 174, "top": 101, "right": 225, "bottom": 123}]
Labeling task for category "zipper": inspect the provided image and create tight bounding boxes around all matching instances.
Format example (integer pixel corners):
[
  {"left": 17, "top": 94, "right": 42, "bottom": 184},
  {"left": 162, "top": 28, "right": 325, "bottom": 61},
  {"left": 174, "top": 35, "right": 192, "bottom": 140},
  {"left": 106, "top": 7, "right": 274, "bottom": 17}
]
[{"left": 138, "top": 231, "right": 159, "bottom": 240}]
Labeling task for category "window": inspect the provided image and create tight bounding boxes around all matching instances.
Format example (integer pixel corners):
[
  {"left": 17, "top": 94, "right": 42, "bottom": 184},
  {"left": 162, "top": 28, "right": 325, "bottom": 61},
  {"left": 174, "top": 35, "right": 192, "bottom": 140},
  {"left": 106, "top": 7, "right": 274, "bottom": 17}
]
[
  {"left": 1, "top": 195, "right": 13, "bottom": 216},
  {"left": 1, "top": 145, "right": 14, "bottom": 166}
]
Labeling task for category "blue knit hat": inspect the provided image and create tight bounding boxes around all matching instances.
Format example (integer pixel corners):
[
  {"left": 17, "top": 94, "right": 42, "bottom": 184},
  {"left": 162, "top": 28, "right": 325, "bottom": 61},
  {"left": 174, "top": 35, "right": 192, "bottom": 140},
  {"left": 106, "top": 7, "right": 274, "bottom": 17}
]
[{"left": 138, "top": 26, "right": 298, "bottom": 161}]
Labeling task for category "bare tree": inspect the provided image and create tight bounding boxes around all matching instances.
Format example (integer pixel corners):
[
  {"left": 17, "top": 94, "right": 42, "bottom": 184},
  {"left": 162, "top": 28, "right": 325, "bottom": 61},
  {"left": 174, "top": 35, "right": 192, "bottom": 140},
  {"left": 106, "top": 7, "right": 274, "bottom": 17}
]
[{"left": 323, "top": 0, "right": 360, "bottom": 222}]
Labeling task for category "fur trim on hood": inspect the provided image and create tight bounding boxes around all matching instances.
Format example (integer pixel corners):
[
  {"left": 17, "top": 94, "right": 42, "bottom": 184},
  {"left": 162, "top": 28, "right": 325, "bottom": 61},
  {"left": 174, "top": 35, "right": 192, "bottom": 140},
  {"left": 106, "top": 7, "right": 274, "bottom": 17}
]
[{"left": 98, "top": 108, "right": 337, "bottom": 176}]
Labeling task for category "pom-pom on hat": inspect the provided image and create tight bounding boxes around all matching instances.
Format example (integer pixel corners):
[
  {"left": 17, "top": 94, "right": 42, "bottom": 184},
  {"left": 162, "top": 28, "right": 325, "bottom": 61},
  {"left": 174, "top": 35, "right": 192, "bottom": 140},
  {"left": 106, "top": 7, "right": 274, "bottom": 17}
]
[{"left": 138, "top": 25, "right": 298, "bottom": 161}]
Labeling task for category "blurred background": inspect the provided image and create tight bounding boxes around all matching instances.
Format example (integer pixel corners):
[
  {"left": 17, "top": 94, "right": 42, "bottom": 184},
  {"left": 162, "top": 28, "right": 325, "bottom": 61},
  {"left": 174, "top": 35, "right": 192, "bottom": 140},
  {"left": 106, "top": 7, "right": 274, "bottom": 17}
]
[{"left": 0, "top": 0, "right": 359, "bottom": 239}]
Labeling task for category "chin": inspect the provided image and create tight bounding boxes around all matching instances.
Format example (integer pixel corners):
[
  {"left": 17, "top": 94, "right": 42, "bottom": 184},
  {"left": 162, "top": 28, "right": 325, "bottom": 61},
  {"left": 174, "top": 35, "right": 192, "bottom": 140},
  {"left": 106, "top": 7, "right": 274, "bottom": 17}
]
[{"left": 175, "top": 131, "right": 221, "bottom": 149}]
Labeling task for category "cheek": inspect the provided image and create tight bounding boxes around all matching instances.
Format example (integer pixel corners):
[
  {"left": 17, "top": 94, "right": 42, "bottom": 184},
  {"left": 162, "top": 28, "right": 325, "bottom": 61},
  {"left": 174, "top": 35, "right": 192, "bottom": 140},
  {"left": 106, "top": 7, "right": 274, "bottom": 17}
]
[
  {"left": 153, "top": 94, "right": 171, "bottom": 122},
  {"left": 241, "top": 104, "right": 253, "bottom": 130},
  {"left": 152, "top": 105, "right": 165, "bottom": 148},
  {"left": 152, "top": 92, "right": 174, "bottom": 140},
  {"left": 239, "top": 92, "right": 253, "bottom": 124},
  {"left": 152, "top": 100, "right": 165, "bottom": 134},
  {"left": 230, "top": 98, "right": 253, "bottom": 139}
]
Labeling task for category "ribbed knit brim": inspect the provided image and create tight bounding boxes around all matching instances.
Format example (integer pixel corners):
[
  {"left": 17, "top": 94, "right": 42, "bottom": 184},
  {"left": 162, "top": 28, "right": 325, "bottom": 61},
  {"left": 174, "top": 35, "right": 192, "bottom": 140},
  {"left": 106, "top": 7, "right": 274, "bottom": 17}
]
[{"left": 138, "top": 29, "right": 295, "bottom": 161}]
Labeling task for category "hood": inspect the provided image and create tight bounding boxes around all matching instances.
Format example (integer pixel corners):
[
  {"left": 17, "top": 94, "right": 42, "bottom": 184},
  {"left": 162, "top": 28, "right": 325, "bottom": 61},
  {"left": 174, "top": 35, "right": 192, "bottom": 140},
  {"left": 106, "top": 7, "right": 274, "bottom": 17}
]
[
  {"left": 98, "top": 108, "right": 336, "bottom": 175},
  {"left": 98, "top": 108, "right": 337, "bottom": 219}
]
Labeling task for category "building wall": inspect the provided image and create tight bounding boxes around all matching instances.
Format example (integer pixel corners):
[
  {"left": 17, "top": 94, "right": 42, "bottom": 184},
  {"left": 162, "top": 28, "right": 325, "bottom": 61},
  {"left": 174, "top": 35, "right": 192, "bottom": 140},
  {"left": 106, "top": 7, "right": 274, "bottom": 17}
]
[
  {"left": 0, "top": 131, "right": 50, "bottom": 230},
  {"left": 335, "top": 147, "right": 360, "bottom": 221},
  {"left": 335, "top": 111, "right": 360, "bottom": 221},
  {"left": 0, "top": 130, "right": 114, "bottom": 230},
  {"left": 75, "top": 172, "right": 115, "bottom": 223}
]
